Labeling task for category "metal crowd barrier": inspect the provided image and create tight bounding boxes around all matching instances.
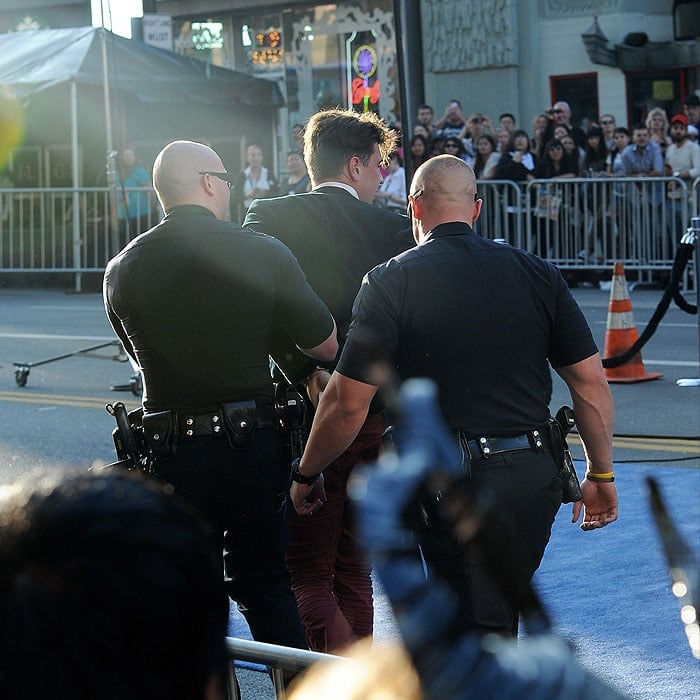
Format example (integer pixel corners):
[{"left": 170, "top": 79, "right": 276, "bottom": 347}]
[
  {"left": 224, "top": 636, "right": 347, "bottom": 699},
  {"left": 0, "top": 179, "right": 697, "bottom": 290},
  {"left": 0, "top": 186, "right": 158, "bottom": 290}
]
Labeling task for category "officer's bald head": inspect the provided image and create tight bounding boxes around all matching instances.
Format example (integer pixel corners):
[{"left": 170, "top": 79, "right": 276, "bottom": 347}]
[
  {"left": 408, "top": 155, "right": 480, "bottom": 243},
  {"left": 412, "top": 155, "right": 476, "bottom": 204},
  {"left": 153, "top": 140, "right": 228, "bottom": 217}
]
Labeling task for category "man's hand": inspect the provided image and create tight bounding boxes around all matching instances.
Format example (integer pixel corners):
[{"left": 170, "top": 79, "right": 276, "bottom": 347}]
[
  {"left": 304, "top": 368, "right": 331, "bottom": 408},
  {"left": 572, "top": 479, "right": 618, "bottom": 531},
  {"left": 290, "top": 474, "right": 326, "bottom": 516}
]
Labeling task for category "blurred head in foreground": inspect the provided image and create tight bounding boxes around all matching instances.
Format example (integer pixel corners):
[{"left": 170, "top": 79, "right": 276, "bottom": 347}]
[{"left": 0, "top": 469, "right": 228, "bottom": 700}]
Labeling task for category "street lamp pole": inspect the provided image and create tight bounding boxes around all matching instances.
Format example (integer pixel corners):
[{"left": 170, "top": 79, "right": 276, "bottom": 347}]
[
  {"left": 393, "top": 0, "right": 425, "bottom": 188},
  {"left": 98, "top": 1, "right": 119, "bottom": 255}
]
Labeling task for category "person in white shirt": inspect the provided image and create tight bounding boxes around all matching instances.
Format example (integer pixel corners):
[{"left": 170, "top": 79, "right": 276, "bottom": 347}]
[
  {"left": 374, "top": 152, "right": 407, "bottom": 211},
  {"left": 232, "top": 144, "right": 277, "bottom": 220},
  {"left": 664, "top": 114, "right": 700, "bottom": 242}
]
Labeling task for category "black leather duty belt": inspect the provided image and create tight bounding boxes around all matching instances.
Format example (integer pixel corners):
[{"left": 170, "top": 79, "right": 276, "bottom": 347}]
[
  {"left": 177, "top": 403, "right": 277, "bottom": 438},
  {"left": 464, "top": 429, "right": 548, "bottom": 459}
]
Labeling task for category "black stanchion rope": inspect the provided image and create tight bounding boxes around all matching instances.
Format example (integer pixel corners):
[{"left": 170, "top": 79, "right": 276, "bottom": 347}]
[{"left": 602, "top": 243, "right": 697, "bottom": 369}]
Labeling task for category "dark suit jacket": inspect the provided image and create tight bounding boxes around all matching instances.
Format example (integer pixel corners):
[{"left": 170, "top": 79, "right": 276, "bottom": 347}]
[{"left": 244, "top": 186, "right": 413, "bottom": 380}]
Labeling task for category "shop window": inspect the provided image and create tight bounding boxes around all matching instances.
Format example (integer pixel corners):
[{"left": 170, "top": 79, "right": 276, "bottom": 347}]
[
  {"left": 284, "top": 3, "right": 396, "bottom": 125},
  {"left": 550, "top": 73, "right": 599, "bottom": 130},
  {"left": 625, "top": 69, "right": 689, "bottom": 126}
]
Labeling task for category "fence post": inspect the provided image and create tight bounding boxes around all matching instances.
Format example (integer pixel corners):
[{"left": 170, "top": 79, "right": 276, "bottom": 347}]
[
  {"left": 677, "top": 216, "right": 700, "bottom": 387},
  {"left": 70, "top": 80, "right": 81, "bottom": 292}
]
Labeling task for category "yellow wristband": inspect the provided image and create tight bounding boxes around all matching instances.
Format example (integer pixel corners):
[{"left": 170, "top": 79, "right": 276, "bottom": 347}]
[{"left": 585, "top": 470, "right": 615, "bottom": 483}]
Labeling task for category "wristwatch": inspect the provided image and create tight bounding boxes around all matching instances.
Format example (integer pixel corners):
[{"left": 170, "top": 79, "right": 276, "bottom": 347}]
[{"left": 291, "top": 458, "right": 320, "bottom": 485}]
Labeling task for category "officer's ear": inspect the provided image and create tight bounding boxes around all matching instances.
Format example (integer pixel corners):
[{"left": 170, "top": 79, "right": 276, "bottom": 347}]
[
  {"left": 200, "top": 172, "right": 216, "bottom": 195},
  {"left": 471, "top": 197, "right": 483, "bottom": 226},
  {"left": 408, "top": 191, "right": 423, "bottom": 221}
]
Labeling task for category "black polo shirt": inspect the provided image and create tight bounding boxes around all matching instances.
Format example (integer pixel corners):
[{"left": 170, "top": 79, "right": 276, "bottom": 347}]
[
  {"left": 336, "top": 222, "right": 597, "bottom": 435},
  {"left": 104, "top": 205, "right": 333, "bottom": 412}
]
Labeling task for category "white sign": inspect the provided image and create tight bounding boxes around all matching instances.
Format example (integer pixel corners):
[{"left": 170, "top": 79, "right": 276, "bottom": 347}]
[{"left": 143, "top": 14, "right": 173, "bottom": 51}]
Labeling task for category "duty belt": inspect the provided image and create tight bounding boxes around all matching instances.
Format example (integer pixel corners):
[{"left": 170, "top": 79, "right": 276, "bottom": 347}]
[
  {"left": 463, "top": 429, "right": 547, "bottom": 459},
  {"left": 178, "top": 402, "right": 277, "bottom": 438}
]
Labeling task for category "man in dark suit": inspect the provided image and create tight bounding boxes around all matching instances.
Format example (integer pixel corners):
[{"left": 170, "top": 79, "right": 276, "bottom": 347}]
[{"left": 244, "top": 108, "right": 413, "bottom": 652}]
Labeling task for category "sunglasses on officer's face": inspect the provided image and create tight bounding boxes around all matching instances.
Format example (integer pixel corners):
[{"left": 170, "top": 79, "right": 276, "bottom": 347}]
[{"left": 199, "top": 171, "right": 234, "bottom": 189}]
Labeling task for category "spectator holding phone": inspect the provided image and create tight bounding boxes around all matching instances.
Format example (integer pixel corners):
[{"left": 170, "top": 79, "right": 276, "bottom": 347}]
[
  {"left": 541, "top": 101, "right": 586, "bottom": 152},
  {"left": 434, "top": 99, "right": 467, "bottom": 140},
  {"left": 458, "top": 113, "right": 493, "bottom": 164}
]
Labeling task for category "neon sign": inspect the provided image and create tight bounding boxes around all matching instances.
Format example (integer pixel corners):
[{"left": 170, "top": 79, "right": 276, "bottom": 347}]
[
  {"left": 250, "top": 30, "right": 284, "bottom": 67},
  {"left": 351, "top": 45, "right": 379, "bottom": 111},
  {"left": 191, "top": 22, "right": 224, "bottom": 50}
]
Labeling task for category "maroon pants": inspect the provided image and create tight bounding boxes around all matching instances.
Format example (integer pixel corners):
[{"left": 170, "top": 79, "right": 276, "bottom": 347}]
[{"left": 285, "top": 412, "right": 385, "bottom": 652}]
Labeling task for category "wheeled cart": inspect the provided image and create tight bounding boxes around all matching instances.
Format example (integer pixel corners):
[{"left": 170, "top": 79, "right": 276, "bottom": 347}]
[{"left": 13, "top": 340, "right": 142, "bottom": 396}]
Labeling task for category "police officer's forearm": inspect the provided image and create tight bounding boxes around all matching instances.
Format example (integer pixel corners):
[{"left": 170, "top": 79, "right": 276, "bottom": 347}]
[
  {"left": 573, "top": 391, "right": 614, "bottom": 471},
  {"left": 297, "top": 372, "right": 377, "bottom": 479},
  {"left": 556, "top": 355, "right": 614, "bottom": 471}
]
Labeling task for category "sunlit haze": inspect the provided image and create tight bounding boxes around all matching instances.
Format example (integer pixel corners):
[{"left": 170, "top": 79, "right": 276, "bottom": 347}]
[{"left": 91, "top": 0, "right": 143, "bottom": 38}]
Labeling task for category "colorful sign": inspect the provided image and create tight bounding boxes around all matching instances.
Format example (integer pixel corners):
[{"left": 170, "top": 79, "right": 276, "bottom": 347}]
[{"left": 352, "top": 45, "right": 380, "bottom": 112}]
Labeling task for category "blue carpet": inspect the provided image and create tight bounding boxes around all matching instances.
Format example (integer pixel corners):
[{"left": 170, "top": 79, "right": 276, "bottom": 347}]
[
  {"left": 535, "top": 462, "right": 699, "bottom": 700},
  {"left": 229, "top": 462, "right": 700, "bottom": 698}
]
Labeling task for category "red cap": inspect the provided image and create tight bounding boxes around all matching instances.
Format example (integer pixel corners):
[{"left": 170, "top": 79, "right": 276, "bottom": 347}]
[{"left": 671, "top": 114, "right": 688, "bottom": 126}]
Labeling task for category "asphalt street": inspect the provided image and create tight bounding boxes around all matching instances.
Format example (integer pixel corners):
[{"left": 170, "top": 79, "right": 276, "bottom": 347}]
[
  {"left": 1, "top": 284, "right": 697, "bottom": 480},
  {"left": 0, "top": 283, "right": 698, "bottom": 697}
]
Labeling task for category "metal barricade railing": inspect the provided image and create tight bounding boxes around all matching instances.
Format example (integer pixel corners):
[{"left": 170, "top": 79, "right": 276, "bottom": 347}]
[
  {"left": 473, "top": 179, "right": 525, "bottom": 246},
  {"left": 474, "top": 176, "right": 693, "bottom": 281},
  {"left": 0, "top": 186, "right": 158, "bottom": 283},
  {"left": 0, "top": 180, "right": 694, "bottom": 289},
  {"left": 224, "top": 636, "right": 348, "bottom": 699},
  {"left": 523, "top": 176, "right": 689, "bottom": 274}
]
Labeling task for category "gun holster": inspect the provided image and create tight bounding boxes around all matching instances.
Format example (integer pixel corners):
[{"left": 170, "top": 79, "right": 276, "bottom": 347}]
[
  {"left": 548, "top": 405, "right": 583, "bottom": 503},
  {"left": 105, "top": 402, "right": 148, "bottom": 471},
  {"left": 274, "top": 383, "right": 307, "bottom": 432}
]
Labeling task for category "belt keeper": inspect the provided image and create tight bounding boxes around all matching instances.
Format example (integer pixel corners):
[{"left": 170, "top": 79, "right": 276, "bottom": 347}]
[
  {"left": 529, "top": 429, "right": 544, "bottom": 449},
  {"left": 478, "top": 436, "right": 491, "bottom": 457}
]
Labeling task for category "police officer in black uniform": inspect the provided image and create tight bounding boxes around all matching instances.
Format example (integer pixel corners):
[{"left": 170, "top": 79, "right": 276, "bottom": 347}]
[
  {"left": 103, "top": 140, "right": 338, "bottom": 651},
  {"left": 290, "top": 155, "right": 618, "bottom": 637}
]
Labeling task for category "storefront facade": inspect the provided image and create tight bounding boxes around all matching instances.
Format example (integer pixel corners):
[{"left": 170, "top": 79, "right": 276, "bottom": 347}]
[
  {"left": 147, "top": 0, "right": 398, "bottom": 170},
  {"left": 0, "top": 1, "right": 91, "bottom": 33},
  {"left": 149, "top": 1, "right": 697, "bottom": 149}
]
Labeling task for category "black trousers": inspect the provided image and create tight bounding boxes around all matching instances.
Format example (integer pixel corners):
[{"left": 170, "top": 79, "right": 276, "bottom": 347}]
[
  {"left": 419, "top": 445, "right": 562, "bottom": 636},
  {"left": 151, "top": 427, "right": 307, "bottom": 650}
]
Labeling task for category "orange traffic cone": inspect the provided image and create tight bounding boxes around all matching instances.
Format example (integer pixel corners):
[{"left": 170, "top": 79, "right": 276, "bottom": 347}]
[{"left": 603, "top": 262, "right": 662, "bottom": 383}]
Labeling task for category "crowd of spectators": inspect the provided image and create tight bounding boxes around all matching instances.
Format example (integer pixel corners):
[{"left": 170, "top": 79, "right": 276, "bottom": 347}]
[
  {"left": 400, "top": 96, "right": 700, "bottom": 265},
  {"left": 405, "top": 95, "right": 699, "bottom": 186},
  {"left": 228, "top": 95, "right": 699, "bottom": 256}
]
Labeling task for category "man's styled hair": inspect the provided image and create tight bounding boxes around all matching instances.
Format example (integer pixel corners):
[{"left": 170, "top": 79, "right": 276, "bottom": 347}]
[
  {"left": 303, "top": 108, "right": 398, "bottom": 182},
  {"left": 0, "top": 469, "right": 228, "bottom": 700}
]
